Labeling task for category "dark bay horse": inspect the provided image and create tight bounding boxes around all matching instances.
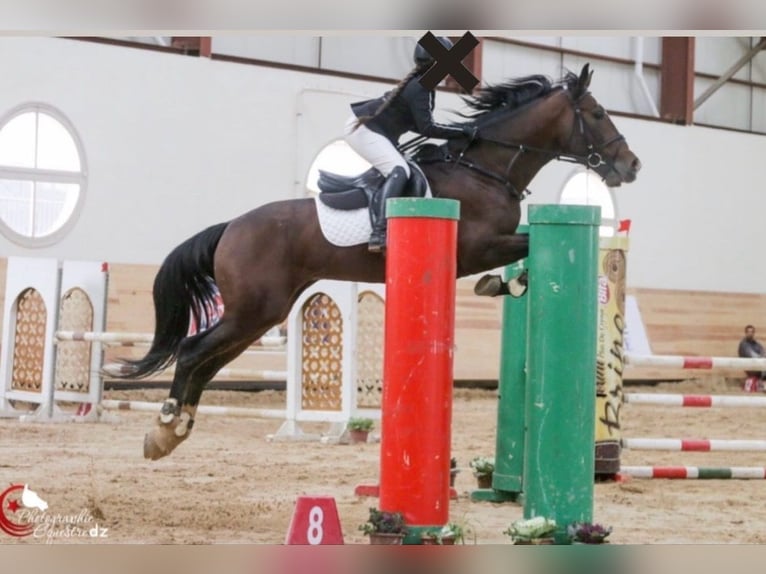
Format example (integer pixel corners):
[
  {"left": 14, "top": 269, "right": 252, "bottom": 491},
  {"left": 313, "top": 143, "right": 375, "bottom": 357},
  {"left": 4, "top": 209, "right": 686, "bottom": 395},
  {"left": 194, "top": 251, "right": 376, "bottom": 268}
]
[{"left": 112, "top": 64, "right": 641, "bottom": 459}]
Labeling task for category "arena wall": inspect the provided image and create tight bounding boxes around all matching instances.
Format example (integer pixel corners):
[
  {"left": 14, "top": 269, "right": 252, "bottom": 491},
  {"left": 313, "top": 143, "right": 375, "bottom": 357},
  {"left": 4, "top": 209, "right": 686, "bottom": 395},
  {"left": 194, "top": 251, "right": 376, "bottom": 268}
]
[{"left": 1, "top": 37, "right": 765, "bottom": 381}]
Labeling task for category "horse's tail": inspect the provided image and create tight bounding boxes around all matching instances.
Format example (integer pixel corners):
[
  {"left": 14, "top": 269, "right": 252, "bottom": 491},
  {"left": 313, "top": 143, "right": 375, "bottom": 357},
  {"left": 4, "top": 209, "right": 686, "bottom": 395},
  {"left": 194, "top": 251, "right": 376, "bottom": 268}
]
[{"left": 109, "top": 222, "right": 229, "bottom": 379}]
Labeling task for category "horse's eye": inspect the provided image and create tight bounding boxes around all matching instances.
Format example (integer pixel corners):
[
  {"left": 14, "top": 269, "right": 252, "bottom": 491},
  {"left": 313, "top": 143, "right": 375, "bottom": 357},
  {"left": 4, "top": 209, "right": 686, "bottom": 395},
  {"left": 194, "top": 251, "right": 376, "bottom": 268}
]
[{"left": 592, "top": 107, "right": 605, "bottom": 120}]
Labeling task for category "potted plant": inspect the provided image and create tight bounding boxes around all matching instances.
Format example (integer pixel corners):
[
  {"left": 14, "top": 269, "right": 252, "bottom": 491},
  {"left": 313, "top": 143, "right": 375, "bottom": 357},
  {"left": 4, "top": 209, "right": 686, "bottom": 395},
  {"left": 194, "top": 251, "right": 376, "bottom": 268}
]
[
  {"left": 420, "top": 522, "right": 470, "bottom": 545},
  {"left": 503, "top": 516, "right": 557, "bottom": 545},
  {"left": 450, "top": 457, "right": 460, "bottom": 487},
  {"left": 469, "top": 456, "right": 495, "bottom": 489},
  {"left": 359, "top": 507, "right": 407, "bottom": 544},
  {"left": 347, "top": 417, "right": 374, "bottom": 444},
  {"left": 566, "top": 522, "right": 612, "bottom": 544}
]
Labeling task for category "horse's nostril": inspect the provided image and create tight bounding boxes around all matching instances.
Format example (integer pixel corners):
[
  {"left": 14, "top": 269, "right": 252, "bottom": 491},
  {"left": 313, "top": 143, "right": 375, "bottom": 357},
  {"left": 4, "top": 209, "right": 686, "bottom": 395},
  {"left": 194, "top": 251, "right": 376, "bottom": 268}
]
[{"left": 632, "top": 157, "right": 642, "bottom": 172}]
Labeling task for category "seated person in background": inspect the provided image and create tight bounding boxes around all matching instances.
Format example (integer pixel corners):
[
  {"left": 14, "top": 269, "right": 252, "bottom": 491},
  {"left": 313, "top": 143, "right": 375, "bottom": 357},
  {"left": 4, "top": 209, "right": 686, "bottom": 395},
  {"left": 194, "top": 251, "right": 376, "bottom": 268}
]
[{"left": 738, "top": 324, "right": 766, "bottom": 391}]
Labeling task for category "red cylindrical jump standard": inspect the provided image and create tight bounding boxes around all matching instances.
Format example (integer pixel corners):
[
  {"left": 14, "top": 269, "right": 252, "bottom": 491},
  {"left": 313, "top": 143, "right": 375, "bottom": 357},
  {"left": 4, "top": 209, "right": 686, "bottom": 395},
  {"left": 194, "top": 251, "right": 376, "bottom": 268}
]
[{"left": 378, "top": 197, "right": 460, "bottom": 540}]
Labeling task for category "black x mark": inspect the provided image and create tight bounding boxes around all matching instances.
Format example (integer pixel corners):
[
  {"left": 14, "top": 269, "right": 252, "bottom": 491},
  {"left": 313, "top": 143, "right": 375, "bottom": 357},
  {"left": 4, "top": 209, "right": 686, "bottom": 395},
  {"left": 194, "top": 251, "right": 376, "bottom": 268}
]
[{"left": 418, "top": 31, "right": 479, "bottom": 92}]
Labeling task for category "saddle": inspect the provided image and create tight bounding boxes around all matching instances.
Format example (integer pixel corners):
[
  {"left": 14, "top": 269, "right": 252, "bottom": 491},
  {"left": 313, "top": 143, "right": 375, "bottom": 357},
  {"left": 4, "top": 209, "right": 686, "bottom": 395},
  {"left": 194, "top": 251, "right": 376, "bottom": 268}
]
[{"left": 316, "top": 144, "right": 447, "bottom": 210}]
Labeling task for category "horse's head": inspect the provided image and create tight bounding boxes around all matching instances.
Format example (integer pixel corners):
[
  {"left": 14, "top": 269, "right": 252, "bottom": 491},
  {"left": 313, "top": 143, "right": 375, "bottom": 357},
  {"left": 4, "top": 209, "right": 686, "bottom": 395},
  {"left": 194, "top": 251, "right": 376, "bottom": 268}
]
[
  {"left": 449, "top": 64, "right": 641, "bottom": 192},
  {"left": 558, "top": 64, "right": 641, "bottom": 186}
]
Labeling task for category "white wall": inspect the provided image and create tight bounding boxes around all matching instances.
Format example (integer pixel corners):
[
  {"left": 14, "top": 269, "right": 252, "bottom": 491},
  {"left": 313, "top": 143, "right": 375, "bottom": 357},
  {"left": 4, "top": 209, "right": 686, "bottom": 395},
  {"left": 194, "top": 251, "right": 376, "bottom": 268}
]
[
  {"left": 0, "top": 37, "right": 400, "bottom": 264},
  {"left": 2, "top": 37, "right": 766, "bottom": 296}
]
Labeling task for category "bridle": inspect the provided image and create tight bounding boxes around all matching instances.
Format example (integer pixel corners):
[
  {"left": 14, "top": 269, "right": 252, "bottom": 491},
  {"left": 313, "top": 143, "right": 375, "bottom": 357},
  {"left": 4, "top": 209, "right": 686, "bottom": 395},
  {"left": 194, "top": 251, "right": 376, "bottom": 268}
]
[
  {"left": 568, "top": 93, "right": 626, "bottom": 171},
  {"left": 426, "top": 87, "right": 627, "bottom": 199}
]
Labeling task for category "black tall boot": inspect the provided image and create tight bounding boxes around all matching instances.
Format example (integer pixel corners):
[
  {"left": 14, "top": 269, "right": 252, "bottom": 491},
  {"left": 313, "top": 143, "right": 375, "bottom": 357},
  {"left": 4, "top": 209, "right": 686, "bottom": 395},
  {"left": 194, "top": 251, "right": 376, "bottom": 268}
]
[{"left": 368, "top": 166, "right": 407, "bottom": 253}]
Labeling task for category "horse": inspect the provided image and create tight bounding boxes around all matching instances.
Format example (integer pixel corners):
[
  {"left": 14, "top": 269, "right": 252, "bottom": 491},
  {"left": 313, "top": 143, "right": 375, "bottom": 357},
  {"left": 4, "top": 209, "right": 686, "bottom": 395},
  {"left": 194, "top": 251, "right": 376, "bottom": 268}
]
[{"left": 111, "top": 63, "right": 641, "bottom": 460}]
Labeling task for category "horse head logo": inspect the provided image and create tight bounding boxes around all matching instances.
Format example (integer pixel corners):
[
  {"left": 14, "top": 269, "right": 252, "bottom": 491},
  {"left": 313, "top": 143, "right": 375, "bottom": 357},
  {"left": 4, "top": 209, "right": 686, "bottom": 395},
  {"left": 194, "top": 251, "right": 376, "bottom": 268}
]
[{"left": 21, "top": 484, "right": 48, "bottom": 512}]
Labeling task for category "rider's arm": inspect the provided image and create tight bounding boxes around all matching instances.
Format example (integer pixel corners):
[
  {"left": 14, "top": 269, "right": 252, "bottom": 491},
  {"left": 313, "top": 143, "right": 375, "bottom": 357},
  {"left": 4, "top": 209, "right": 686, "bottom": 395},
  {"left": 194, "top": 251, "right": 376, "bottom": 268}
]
[{"left": 407, "top": 84, "right": 469, "bottom": 140}]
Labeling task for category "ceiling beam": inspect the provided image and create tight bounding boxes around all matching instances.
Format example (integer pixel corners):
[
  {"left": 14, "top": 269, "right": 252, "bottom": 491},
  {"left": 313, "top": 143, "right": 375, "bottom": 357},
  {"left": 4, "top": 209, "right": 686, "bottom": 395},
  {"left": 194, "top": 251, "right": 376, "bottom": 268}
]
[{"left": 694, "top": 37, "right": 766, "bottom": 110}]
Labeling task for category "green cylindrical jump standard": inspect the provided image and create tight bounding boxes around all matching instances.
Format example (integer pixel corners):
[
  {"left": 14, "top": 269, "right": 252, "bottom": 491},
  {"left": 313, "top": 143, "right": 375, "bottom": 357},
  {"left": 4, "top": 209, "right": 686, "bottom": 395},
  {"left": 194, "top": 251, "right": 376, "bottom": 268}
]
[
  {"left": 522, "top": 204, "right": 600, "bottom": 543},
  {"left": 492, "top": 226, "right": 529, "bottom": 495}
]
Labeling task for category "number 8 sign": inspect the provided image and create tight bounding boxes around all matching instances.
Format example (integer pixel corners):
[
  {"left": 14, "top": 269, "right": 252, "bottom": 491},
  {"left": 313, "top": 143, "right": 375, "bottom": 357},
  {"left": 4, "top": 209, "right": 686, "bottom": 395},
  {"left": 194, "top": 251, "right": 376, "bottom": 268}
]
[{"left": 285, "top": 496, "right": 344, "bottom": 545}]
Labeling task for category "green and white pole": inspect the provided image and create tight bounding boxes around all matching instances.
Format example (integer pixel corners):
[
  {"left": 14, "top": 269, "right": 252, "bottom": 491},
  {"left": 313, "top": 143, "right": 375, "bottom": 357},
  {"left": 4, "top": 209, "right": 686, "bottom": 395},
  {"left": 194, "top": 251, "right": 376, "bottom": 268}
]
[{"left": 522, "top": 204, "right": 600, "bottom": 543}]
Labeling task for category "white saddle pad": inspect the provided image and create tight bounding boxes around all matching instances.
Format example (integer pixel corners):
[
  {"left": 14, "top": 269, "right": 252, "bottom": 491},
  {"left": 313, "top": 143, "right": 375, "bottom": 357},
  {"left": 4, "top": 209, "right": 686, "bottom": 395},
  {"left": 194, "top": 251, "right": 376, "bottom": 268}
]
[{"left": 314, "top": 197, "right": 372, "bottom": 247}]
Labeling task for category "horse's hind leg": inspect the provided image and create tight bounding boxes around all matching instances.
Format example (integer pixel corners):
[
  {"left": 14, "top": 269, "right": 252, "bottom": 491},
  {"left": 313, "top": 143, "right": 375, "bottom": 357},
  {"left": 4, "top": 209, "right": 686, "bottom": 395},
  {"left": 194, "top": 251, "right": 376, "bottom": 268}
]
[{"left": 143, "top": 318, "right": 267, "bottom": 460}]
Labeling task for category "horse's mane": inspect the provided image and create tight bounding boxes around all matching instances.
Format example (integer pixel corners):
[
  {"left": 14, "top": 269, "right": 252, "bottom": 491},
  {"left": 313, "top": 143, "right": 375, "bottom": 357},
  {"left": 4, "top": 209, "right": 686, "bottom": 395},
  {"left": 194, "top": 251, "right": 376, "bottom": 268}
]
[
  {"left": 454, "top": 69, "right": 582, "bottom": 123},
  {"left": 409, "top": 69, "right": 583, "bottom": 157}
]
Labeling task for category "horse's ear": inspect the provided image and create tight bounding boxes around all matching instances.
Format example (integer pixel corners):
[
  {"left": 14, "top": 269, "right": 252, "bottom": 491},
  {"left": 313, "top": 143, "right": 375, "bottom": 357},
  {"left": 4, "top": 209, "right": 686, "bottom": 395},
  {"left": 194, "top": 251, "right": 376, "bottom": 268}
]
[{"left": 579, "top": 63, "right": 592, "bottom": 90}]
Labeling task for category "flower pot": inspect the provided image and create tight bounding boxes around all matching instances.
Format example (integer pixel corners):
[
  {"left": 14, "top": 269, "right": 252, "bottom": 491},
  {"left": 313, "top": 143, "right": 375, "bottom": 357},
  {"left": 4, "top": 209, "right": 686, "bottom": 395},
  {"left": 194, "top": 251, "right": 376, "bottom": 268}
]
[
  {"left": 475, "top": 473, "right": 493, "bottom": 489},
  {"left": 420, "top": 534, "right": 456, "bottom": 545},
  {"left": 349, "top": 429, "right": 369, "bottom": 444},
  {"left": 513, "top": 537, "right": 556, "bottom": 545},
  {"left": 368, "top": 532, "right": 406, "bottom": 545}
]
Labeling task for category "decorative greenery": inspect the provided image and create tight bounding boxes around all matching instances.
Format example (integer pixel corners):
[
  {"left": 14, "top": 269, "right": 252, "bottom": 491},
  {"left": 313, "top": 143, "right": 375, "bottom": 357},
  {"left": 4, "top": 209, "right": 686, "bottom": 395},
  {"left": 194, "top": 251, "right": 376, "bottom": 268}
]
[
  {"left": 359, "top": 507, "right": 407, "bottom": 536},
  {"left": 469, "top": 456, "right": 495, "bottom": 476},
  {"left": 422, "top": 522, "right": 467, "bottom": 545},
  {"left": 347, "top": 417, "right": 374, "bottom": 432},
  {"left": 503, "top": 516, "right": 557, "bottom": 542},
  {"left": 566, "top": 522, "right": 612, "bottom": 544}
]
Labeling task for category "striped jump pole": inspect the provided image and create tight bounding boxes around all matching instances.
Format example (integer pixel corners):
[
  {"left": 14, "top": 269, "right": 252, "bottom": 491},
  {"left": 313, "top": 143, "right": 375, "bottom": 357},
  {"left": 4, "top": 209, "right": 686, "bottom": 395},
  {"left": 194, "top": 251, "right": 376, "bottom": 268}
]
[
  {"left": 377, "top": 197, "right": 460, "bottom": 545},
  {"left": 625, "top": 393, "right": 766, "bottom": 408},
  {"left": 101, "top": 399, "right": 284, "bottom": 419},
  {"left": 103, "top": 363, "right": 286, "bottom": 380},
  {"left": 625, "top": 354, "right": 766, "bottom": 371},
  {"left": 56, "top": 330, "right": 286, "bottom": 348},
  {"left": 620, "top": 466, "right": 766, "bottom": 479},
  {"left": 622, "top": 438, "right": 766, "bottom": 451},
  {"left": 56, "top": 331, "right": 154, "bottom": 344}
]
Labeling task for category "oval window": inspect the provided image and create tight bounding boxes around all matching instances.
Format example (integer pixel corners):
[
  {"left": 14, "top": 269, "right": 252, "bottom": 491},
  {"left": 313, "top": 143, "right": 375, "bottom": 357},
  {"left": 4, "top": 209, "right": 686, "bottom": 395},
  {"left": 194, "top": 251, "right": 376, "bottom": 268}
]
[
  {"left": 306, "top": 139, "right": 371, "bottom": 195},
  {"left": 0, "top": 104, "right": 87, "bottom": 245},
  {"left": 559, "top": 169, "right": 617, "bottom": 237}
]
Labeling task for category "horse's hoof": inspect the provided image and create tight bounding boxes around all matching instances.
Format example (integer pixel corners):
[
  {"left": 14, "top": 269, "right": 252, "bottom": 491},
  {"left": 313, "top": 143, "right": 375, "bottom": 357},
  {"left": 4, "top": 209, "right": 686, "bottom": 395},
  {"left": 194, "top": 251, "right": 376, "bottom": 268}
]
[
  {"left": 143, "top": 424, "right": 186, "bottom": 460},
  {"left": 144, "top": 430, "right": 170, "bottom": 460},
  {"left": 474, "top": 274, "right": 506, "bottom": 297}
]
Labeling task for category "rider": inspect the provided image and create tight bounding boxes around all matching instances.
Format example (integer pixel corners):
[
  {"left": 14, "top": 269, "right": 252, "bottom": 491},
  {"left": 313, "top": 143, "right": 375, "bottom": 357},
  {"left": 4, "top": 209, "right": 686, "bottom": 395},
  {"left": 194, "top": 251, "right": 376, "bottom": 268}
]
[{"left": 344, "top": 36, "right": 477, "bottom": 252}]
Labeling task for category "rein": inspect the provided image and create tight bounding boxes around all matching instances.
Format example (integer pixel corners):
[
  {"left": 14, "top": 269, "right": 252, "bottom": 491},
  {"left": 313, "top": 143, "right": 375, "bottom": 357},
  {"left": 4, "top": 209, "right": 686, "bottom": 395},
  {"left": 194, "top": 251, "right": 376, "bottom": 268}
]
[{"left": 441, "top": 89, "right": 625, "bottom": 197}]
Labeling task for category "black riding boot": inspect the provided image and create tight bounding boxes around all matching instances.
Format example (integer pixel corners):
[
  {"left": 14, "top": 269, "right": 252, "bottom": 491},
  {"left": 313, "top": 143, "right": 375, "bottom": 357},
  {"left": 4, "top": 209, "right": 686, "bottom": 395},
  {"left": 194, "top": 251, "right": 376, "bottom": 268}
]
[{"left": 369, "top": 166, "right": 407, "bottom": 253}]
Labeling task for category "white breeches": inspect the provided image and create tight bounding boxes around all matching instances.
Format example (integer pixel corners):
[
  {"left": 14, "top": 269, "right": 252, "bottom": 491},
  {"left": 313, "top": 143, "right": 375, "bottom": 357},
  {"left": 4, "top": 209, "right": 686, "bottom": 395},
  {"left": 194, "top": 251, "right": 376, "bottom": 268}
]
[{"left": 343, "top": 115, "right": 411, "bottom": 179}]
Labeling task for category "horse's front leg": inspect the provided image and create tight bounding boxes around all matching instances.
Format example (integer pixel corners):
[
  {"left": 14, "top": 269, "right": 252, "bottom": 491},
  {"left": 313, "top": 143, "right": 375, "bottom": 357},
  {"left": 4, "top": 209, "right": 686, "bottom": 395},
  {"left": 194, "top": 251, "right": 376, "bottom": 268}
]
[{"left": 464, "top": 232, "right": 529, "bottom": 298}]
